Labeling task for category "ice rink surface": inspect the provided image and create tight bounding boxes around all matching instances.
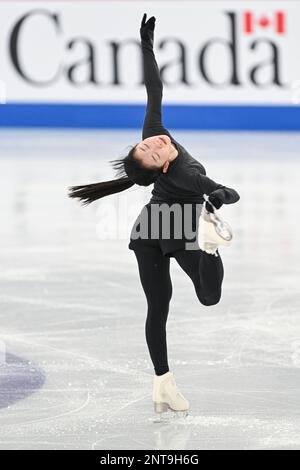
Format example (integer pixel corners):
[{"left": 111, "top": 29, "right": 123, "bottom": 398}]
[{"left": 0, "top": 129, "right": 300, "bottom": 450}]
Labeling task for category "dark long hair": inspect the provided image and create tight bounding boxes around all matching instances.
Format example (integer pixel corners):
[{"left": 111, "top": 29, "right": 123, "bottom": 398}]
[{"left": 68, "top": 144, "right": 162, "bottom": 206}]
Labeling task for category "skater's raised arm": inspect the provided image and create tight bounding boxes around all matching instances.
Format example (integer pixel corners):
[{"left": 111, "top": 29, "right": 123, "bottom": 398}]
[{"left": 140, "top": 14, "right": 173, "bottom": 141}]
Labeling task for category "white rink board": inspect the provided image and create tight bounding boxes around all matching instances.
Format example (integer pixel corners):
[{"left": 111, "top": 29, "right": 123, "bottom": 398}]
[{"left": 0, "top": 1, "right": 299, "bottom": 104}]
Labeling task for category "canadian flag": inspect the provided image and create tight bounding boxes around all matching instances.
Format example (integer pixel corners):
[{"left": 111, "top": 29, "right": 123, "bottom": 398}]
[{"left": 244, "top": 12, "right": 285, "bottom": 34}]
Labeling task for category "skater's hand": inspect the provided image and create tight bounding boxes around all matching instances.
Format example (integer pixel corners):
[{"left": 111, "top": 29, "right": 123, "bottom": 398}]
[
  {"left": 140, "top": 13, "right": 156, "bottom": 45},
  {"left": 206, "top": 194, "right": 223, "bottom": 212}
]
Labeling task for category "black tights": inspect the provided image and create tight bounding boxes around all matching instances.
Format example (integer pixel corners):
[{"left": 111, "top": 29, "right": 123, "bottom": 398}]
[{"left": 134, "top": 248, "right": 224, "bottom": 376}]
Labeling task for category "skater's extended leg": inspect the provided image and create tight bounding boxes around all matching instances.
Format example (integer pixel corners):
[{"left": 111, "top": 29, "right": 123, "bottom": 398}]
[
  {"left": 133, "top": 249, "right": 172, "bottom": 375},
  {"left": 173, "top": 249, "right": 224, "bottom": 306}
]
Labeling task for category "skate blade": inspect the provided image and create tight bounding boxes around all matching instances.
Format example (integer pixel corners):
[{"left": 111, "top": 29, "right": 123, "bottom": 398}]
[
  {"left": 204, "top": 215, "right": 233, "bottom": 245},
  {"left": 215, "top": 221, "right": 233, "bottom": 243},
  {"left": 153, "top": 402, "right": 189, "bottom": 423},
  {"left": 154, "top": 402, "right": 169, "bottom": 414},
  {"left": 211, "top": 212, "right": 233, "bottom": 240},
  {"left": 201, "top": 198, "right": 233, "bottom": 245}
]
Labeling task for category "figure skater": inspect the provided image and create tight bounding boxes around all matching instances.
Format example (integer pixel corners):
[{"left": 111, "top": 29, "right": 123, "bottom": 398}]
[{"left": 68, "top": 14, "right": 240, "bottom": 418}]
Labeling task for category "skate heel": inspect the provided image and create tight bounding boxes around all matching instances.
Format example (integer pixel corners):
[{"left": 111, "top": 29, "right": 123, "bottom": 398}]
[{"left": 154, "top": 402, "right": 169, "bottom": 414}]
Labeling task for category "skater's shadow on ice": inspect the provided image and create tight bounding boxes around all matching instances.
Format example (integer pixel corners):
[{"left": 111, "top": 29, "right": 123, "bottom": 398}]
[{"left": 0, "top": 353, "right": 45, "bottom": 409}]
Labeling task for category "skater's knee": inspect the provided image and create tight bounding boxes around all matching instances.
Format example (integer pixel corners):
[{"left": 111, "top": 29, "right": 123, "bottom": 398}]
[
  {"left": 200, "top": 297, "right": 220, "bottom": 306},
  {"left": 198, "top": 292, "right": 221, "bottom": 306}
]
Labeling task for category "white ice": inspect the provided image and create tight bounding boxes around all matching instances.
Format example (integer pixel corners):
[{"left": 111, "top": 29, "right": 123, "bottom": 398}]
[{"left": 0, "top": 129, "right": 300, "bottom": 450}]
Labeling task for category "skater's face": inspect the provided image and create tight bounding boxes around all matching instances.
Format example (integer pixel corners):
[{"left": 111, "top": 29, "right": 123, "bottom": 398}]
[{"left": 134, "top": 135, "right": 177, "bottom": 173}]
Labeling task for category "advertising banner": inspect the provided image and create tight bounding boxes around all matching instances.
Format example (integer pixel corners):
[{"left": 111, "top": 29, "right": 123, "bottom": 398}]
[{"left": 0, "top": 1, "right": 299, "bottom": 129}]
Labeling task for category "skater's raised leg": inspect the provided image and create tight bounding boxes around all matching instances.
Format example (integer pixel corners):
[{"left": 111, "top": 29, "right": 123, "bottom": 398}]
[{"left": 173, "top": 249, "right": 224, "bottom": 306}]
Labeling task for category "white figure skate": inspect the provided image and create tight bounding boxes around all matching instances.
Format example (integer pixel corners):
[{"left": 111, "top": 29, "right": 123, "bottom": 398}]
[
  {"left": 153, "top": 371, "right": 189, "bottom": 420},
  {"left": 198, "top": 194, "right": 233, "bottom": 257}
]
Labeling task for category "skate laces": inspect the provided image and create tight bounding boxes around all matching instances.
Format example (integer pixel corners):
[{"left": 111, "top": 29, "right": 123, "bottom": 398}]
[{"left": 170, "top": 376, "right": 185, "bottom": 399}]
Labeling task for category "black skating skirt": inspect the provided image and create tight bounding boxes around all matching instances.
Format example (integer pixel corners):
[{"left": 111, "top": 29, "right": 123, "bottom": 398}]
[{"left": 128, "top": 201, "right": 203, "bottom": 257}]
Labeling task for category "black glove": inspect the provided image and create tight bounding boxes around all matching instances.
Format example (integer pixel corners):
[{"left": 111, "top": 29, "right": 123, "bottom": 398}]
[
  {"left": 205, "top": 194, "right": 223, "bottom": 213},
  {"left": 140, "top": 13, "right": 156, "bottom": 46}
]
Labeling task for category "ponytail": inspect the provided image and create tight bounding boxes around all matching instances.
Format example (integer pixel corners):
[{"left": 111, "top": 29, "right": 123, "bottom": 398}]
[
  {"left": 68, "top": 144, "right": 161, "bottom": 206},
  {"left": 68, "top": 177, "right": 134, "bottom": 206}
]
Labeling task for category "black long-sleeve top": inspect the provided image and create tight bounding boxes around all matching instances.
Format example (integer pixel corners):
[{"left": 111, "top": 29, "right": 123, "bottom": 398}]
[{"left": 141, "top": 40, "right": 240, "bottom": 206}]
